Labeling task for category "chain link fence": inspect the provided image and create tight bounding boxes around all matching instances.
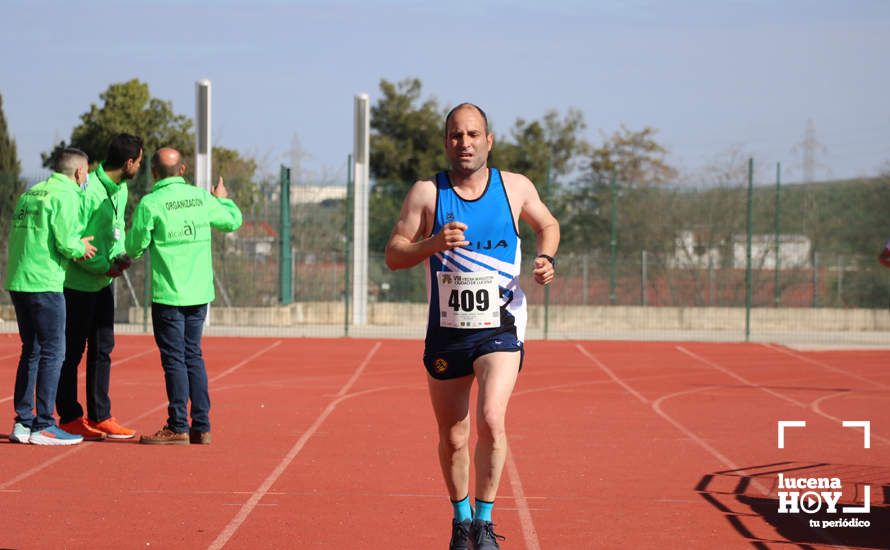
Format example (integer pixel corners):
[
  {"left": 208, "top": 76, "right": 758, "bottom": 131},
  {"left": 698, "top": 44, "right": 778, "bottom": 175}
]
[{"left": 2, "top": 166, "right": 889, "bottom": 343}]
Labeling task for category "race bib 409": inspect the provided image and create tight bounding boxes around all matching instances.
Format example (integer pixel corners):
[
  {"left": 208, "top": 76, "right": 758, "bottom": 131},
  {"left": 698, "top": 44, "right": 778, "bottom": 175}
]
[{"left": 437, "top": 271, "right": 501, "bottom": 329}]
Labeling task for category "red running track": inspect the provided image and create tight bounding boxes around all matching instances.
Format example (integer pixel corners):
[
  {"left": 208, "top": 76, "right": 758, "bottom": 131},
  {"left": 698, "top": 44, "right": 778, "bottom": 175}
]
[{"left": 0, "top": 334, "right": 888, "bottom": 549}]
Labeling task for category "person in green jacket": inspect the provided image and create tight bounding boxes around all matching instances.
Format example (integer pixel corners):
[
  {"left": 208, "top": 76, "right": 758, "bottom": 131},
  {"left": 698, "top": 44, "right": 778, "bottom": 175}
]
[
  {"left": 6, "top": 147, "right": 98, "bottom": 446},
  {"left": 57, "top": 133, "right": 143, "bottom": 442},
  {"left": 125, "top": 147, "right": 242, "bottom": 445}
]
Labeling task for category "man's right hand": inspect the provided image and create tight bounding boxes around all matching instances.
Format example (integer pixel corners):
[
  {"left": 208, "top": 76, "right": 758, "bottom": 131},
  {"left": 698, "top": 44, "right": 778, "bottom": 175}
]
[
  {"left": 79, "top": 236, "right": 97, "bottom": 261},
  {"left": 434, "top": 221, "right": 469, "bottom": 252},
  {"left": 212, "top": 175, "right": 228, "bottom": 199}
]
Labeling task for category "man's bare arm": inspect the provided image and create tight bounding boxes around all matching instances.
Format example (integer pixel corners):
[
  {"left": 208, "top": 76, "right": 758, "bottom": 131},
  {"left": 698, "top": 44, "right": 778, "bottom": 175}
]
[
  {"left": 512, "top": 173, "right": 560, "bottom": 285},
  {"left": 384, "top": 180, "right": 470, "bottom": 270}
]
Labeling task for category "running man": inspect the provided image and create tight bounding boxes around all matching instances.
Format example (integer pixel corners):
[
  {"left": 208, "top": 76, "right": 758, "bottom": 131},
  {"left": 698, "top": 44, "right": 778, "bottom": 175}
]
[
  {"left": 384, "top": 103, "right": 559, "bottom": 549},
  {"left": 6, "top": 147, "right": 97, "bottom": 445},
  {"left": 57, "top": 133, "right": 143, "bottom": 441},
  {"left": 125, "top": 147, "right": 242, "bottom": 445}
]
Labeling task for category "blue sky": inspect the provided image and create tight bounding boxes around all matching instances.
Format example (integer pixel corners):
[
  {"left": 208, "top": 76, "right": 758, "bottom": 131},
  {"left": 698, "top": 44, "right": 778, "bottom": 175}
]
[{"left": 2, "top": 0, "right": 889, "bottom": 184}]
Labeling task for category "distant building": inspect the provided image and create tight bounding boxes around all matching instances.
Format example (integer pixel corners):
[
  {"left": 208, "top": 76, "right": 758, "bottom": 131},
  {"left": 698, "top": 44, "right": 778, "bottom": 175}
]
[
  {"left": 732, "top": 234, "right": 811, "bottom": 269},
  {"left": 669, "top": 230, "right": 721, "bottom": 269},
  {"left": 227, "top": 220, "right": 278, "bottom": 258},
  {"left": 670, "top": 230, "right": 812, "bottom": 269},
  {"left": 292, "top": 185, "right": 347, "bottom": 205}
]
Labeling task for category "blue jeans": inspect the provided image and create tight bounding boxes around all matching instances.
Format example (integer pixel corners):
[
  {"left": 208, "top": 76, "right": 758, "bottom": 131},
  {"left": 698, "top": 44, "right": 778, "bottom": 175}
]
[
  {"left": 10, "top": 291, "right": 66, "bottom": 431},
  {"left": 151, "top": 303, "right": 210, "bottom": 433}
]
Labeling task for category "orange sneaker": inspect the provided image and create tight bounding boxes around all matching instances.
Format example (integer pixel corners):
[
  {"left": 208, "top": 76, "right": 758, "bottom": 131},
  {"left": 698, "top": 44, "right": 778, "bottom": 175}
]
[
  {"left": 59, "top": 417, "right": 106, "bottom": 441},
  {"left": 88, "top": 417, "right": 136, "bottom": 439}
]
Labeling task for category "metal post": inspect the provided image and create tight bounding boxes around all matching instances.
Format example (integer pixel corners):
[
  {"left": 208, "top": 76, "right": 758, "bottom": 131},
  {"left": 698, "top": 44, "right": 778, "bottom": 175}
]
[
  {"left": 812, "top": 251, "right": 819, "bottom": 307},
  {"left": 745, "top": 158, "right": 753, "bottom": 342},
  {"left": 582, "top": 254, "right": 589, "bottom": 306},
  {"left": 344, "top": 154, "right": 353, "bottom": 336},
  {"left": 279, "top": 165, "right": 292, "bottom": 305},
  {"left": 195, "top": 80, "right": 212, "bottom": 324},
  {"left": 543, "top": 160, "right": 551, "bottom": 340},
  {"left": 195, "top": 80, "right": 212, "bottom": 192},
  {"left": 352, "top": 94, "right": 370, "bottom": 324},
  {"left": 774, "top": 162, "right": 781, "bottom": 306},
  {"left": 143, "top": 252, "right": 150, "bottom": 333},
  {"left": 837, "top": 254, "right": 843, "bottom": 305},
  {"left": 708, "top": 256, "right": 715, "bottom": 306},
  {"left": 609, "top": 167, "right": 618, "bottom": 305},
  {"left": 640, "top": 249, "right": 647, "bottom": 306}
]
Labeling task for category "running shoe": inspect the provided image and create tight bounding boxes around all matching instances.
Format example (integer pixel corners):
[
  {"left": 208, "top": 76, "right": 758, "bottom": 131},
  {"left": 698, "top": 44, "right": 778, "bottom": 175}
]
[
  {"left": 60, "top": 417, "right": 106, "bottom": 441},
  {"left": 29, "top": 425, "right": 84, "bottom": 446},
  {"left": 189, "top": 429, "right": 211, "bottom": 445},
  {"left": 470, "top": 520, "right": 505, "bottom": 550},
  {"left": 9, "top": 422, "right": 31, "bottom": 444},
  {"left": 449, "top": 518, "right": 472, "bottom": 550},
  {"left": 88, "top": 417, "right": 136, "bottom": 439},
  {"left": 139, "top": 426, "right": 189, "bottom": 445}
]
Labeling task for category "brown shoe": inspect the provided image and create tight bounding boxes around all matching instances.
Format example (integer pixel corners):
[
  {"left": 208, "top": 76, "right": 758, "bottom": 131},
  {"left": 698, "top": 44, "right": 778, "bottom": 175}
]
[
  {"left": 189, "top": 429, "right": 211, "bottom": 445},
  {"left": 139, "top": 426, "right": 189, "bottom": 445}
]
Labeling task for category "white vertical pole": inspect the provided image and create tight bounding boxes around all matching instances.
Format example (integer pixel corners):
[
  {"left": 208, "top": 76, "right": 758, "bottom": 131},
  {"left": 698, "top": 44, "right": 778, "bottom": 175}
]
[
  {"left": 352, "top": 93, "right": 370, "bottom": 325},
  {"left": 195, "top": 79, "right": 212, "bottom": 192},
  {"left": 196, "top": 79, "right": 213, "bottom": 324}
]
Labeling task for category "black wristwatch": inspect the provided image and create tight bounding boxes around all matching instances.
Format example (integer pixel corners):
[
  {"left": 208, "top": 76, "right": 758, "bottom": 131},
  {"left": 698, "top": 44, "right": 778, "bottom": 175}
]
[{"left": 536, "top": 254, "right": 556, "bottom": 269}]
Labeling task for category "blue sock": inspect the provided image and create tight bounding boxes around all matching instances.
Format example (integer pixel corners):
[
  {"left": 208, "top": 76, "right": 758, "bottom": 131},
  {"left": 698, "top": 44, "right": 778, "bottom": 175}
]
[
  {"left": 475, "top": 498, "right": 494, "bottom": 522},
  {"left": 451, "top": 496, "right": 472, "bottom": 521}
]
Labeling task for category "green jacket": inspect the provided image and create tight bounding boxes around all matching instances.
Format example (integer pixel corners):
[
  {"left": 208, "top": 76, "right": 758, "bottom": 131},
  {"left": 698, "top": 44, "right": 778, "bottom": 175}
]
[
  {"left": 64, "top": 163, "right": 128, "bottom": 292},
  {"left": 5, "top": 172, "right": 87, "bottom": 292},
  {"left": 125, "top": 176, "right": 242, "bottom": 306}
]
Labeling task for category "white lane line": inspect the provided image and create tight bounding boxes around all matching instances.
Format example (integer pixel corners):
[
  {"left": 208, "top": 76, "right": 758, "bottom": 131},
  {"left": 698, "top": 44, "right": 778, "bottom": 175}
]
[
  {"left": 207, "top": 341, "right": 382, "bottom": 550},
  {"left": 575, "top": 345, "right": 847, "bottom": 547},
  {"left": 762, "top": 343, "right": 890, "bottom": 389},
  {"left": 676, "top": 346, "right": 807, "bottom": 408},
  {"left": 504, "top": 442, "right": 542, "bottom": 550},
  {"left": 0, "top": 341, "right": 282, "bottom": 491},
  {"left": 575, "top": 344, "right": 648, "bottom": 404},
  {"left": 811, "top": 392, "right": 890, "bottom": 447},
  {"left": 0, "top": 346, "right": 157, "bottom": 405}
]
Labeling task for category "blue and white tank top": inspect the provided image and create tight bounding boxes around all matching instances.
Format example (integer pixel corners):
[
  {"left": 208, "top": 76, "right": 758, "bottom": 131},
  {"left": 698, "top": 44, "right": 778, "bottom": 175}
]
[{"left": 425, "top": 168, "right": 527, "bottom": 347}]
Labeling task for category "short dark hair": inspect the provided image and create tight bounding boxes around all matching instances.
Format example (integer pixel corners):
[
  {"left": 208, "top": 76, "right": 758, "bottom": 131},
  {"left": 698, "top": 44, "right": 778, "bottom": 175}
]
[
  {"left": 55, "top": 147, "right": 89, "bottom": 175},
  {"left": 104, "top": 133, "right": 144, "bottom": 170},
  {"left": 444, "top": 103, "right": 489, "bottom": 136}
]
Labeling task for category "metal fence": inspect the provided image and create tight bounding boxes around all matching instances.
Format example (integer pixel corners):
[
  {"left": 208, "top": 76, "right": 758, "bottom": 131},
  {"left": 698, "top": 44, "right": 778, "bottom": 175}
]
[{"left": 2, "top": 165, "right": 889, "bottom": 344}]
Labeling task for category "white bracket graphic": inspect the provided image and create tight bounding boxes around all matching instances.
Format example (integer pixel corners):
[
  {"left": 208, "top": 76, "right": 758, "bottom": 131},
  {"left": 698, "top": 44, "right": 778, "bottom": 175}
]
[
  {"left": 841, "top": 420, "right": 871, "bottom": 449},
  {"left": 777, "top": 420, "right": 806, "bottom": 448},
  {"left": 842, "top": 485, "right": 871, "bottom": 514}
]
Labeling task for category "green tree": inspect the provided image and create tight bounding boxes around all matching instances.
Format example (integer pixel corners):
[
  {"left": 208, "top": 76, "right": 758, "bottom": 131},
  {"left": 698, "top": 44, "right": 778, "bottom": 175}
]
[
  {"left": 369, "top": 78, "right": 446, "bottom": 184},
  {"left": 584, "top": 125, "right": 676, "bottom": 187},
  {"left": 1, "top": 91, "right": 24, "bottom": 283},
  {"left": 562, "top": 126, "right": 678, "bottom": 251},
  {"left": 42, "top": 79, "right": 193, "bottom": 208},
  {"left": 490, "top": 109, "right": 589, "bottom": 258},
  {"left": 491, "top": 108, "right": 588, "bottom": 193},
  {"left": 212, "top": 146, "right": 263, "bottom": 215},
  {"left": 368, "top": 78, "right": 447, "bottom": 258},
  {"left": 0, "top": 92, "right": 23, "bottom": 224}
]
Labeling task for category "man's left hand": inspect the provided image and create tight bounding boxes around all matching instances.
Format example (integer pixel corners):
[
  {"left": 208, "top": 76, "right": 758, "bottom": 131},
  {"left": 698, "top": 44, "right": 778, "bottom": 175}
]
[{"left": 533, "top": 256, "right": 554, "bottom": 285}]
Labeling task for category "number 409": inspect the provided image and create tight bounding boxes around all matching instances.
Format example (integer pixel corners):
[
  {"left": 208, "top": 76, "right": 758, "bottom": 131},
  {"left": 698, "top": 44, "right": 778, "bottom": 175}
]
[{"left": 448, "top": 289, "right": 489, "bottom": 312}]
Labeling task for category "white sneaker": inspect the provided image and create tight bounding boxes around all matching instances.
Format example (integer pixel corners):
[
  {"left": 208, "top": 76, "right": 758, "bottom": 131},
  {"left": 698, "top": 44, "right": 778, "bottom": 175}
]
[
  {"left": 9, "top": 422, "right": 30, "bottom": 444},
  {"left": 29, "top": 425, "right": 83, "bottom": 446}
]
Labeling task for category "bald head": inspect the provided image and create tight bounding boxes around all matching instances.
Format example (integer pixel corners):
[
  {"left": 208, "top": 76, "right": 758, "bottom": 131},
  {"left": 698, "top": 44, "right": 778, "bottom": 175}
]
[
  {"left": 151, "top": 147, "right": 185, "bottom": 179},
  {"left": 445, "top": 103, "right": 489, "bottom": 136}
]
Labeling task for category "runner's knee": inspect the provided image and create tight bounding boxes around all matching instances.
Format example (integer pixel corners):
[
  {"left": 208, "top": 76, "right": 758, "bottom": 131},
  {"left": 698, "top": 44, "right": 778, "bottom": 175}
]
[
  {"left": 439, "top": 421, "right": 470, "bottom": 451},
  {"left": 476, "top": 407, "right": 506, "bottom": 441}
]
